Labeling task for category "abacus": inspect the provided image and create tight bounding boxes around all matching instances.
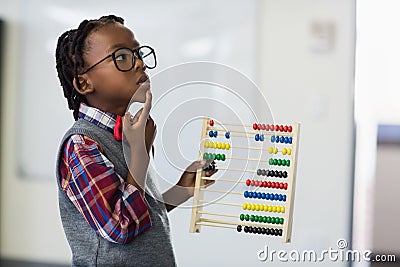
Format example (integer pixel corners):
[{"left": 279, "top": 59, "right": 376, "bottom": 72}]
[{"left": 189, "top": 117, "right": 300, "bottom": 243}]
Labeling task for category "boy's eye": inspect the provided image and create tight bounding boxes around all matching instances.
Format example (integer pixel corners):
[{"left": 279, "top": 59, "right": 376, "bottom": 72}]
[{"left": 115, "top": 53, "right": 129, "bottom": 61}]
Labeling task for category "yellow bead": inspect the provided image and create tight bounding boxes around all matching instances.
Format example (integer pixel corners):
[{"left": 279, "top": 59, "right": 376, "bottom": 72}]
[
  {"left": 226, "top": 143, "right": 230, "bottom": 150},
  {"left": 216, "top": 142, "right": 220, "bottom": 149},
  {"left": 272, "top": 206, "right": 277, "bottom": 212},
  {"left": 282, "top": 206, "right": 285, "bottom": 213},
  {"left": 220, "top": 143, "right": 225, "bottom": 149},
  {"left": 242, "top": 203, "right": 247, "bottom": 210},
  {"left": 264, "top": 205, "right": 268, "bottom": 211},
  {"left": 282, "top": 148, "right": 287, "bottom": 155},
  {"left": 251, "top": 204, "right": 255, "bottom": 211},
  {"left": 288, "top": 148, "right": 292, "bottom": 155},
  {"left": 274, "top": 147, "right": 278, "bottom": 154},
  {"left": 268, "top": 206, "right": 273, "bottom": 212},
  {"left": 277, "top": 206, "right": 282, "bottom": 213},
  {"left": 212, "top": 142, "right": 216, "bottom": 148},
  {"left": 268, "top": 147, "right": 273, "bottom": 154}
]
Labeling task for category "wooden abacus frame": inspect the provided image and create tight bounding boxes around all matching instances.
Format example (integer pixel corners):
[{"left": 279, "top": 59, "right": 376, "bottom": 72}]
[{"left": 189, "top": 117, "right": 300, "bottom": 243}]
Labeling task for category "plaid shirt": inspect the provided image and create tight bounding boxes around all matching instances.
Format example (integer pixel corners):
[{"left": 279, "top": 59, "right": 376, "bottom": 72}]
[{"left": 60, "top": 103, "right": 152, "bottom": 244}]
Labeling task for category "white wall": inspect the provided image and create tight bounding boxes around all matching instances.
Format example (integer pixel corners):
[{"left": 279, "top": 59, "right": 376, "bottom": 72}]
[{"left": 0, "top": 0, "right": 356, "bottom": 266}]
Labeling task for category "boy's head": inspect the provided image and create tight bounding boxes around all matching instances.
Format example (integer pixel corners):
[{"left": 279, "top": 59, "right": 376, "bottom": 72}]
[{"left": 56, "top": 15, "right": 155, "bottom": 120}]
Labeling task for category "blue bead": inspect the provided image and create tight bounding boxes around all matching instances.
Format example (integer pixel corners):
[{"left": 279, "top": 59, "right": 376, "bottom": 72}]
[
  {"left": 209, "top": 131, "right": 213, "bottom": 137},
  {"left": 255, "top": 134, "right": 260, "bottom": 141},
  {"left": 283, "top": 195, "right": 287, "bottom": 202},
  {"left": 266, "top": 193, "right": 270, "bottom": 200},
  {"left": 280, "top": 136, "right": 285, "bottom": 143},
  {"left": 225, "top": 132, "right": 230, "bottom": 139},
  {"left": 276, "top": 136, "right": 280, "bottom": 143},
  {"left": 260, "top": 134, "right": 264, "bottom": 141},
  {"left": 271, "top": 136, "right": 275, "bottom": 142},
  {"left": 257, "top": 192, "right": 262, "bottom": 199},
  {"left": 244, "top": 191, "right": 248, "bottom": 198},
  {"left": 252, "top": 192, "right": 257, "bottom": 198},
  {"left": 262, "top": 193, "right": 266, "bottom": 199},
  {"left": 278, "top": 194, "right": 283, "bottom": 201},
  {"left": 274, "top": 194, "right": 279, "bottom": 200},
  {"left": 289, "top": 137, "right": 293, "bottom": 144},
  {"left": 284, "top": 137, "right": 289, "bottom": 143},
  {"left": 213, "top": 131, "right": 218, "bottom": 137}
]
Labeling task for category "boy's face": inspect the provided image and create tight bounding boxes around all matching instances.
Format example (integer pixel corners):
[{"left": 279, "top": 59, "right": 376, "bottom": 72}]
[{"left": 83, "top": 23, "right": 149, "bottom": 111}]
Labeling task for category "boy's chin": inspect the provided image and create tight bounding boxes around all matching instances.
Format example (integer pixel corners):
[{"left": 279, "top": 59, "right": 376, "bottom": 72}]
[{"left": 131, "top": 82, "right": 151, "bottom": 103}]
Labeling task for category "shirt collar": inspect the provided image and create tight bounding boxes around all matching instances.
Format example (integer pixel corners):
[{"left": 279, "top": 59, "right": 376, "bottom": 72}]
[{"left": 78, "top": 103, "right": 118, "bottom": 134}]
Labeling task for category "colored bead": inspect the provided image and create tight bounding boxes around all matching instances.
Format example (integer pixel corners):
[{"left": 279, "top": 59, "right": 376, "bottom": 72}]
[
  {"left": 266, "top": 193, "right": 270, "bottom": 200},
  {"left": 279, "top": 125, "right": 283, "bottom": 132},
  {"left": 278, "top": 159, "right": 282, "bottom": 166},
  {"left": 273, "top": 159, "right": 278, "bottom": 165},
  {"left": 216, "top": 154, "right": 221, "bottom": 160},
  {"left": 278, "top": 194, "right": 283, "bottom": 201},
  {"left": 274, "top": 170, "right": 279, "bottom": 177},
  {"left": 266, "top": 217, "right": 271, "bottom": 223},
  {"left": 242, "top": 203, "right": 247, "bottom": 210},
  {"left": 226, "top": 143, "right": 230, "bottom": 150},
  {"left": 268, "top": 147, "right": 273, "bottom": 154},
  {"left": 265, "top": 228, "right": 271, "bottom": 235},
  {"left": 208, "top": 131, "right": 213, "bottom": 137},
  {"left": 257, "top": 192, "right": 262, "bottom": 199},
  {"left": 245, "top": 214, "right": 249, "bottom": 221},
  {"left": 255, "top": 134, "right": 260, "bottom": 141},
  {"left": 289, "top": 137, "right": 293, "bottom": 144},
  {"left": 255, "top": 204, "right": 260, "bottom": 211},
  {"left": 244, "top": 191, "right": 249, "bottom": 198},
  {"left": 261, "top": 169, "right": 266, "bottom": 176},
  {"left": 267, "top": 181, "right": 271, "bottom": 188},
  {"left": 246, "top": 179, "right": 250, "bottom": 186},
  {"left": 268, "top": 206, "right": 273, "bottom": 212},
  {"left": 271, "top": 217, "right": 276, "bottom": 224},
  {"left": 283, "top": 183, "right": 288, "bottom": 190},
  {"left": 251, "top": 204, "right": 255, "bottom": 211},
  {"left": 261, "top": 124, "right": 266, "bottom": 130},
  {"left": 288, "top": 125, "right": 292, "bottom": 132},
  {"left": 250, "top": 215, "right": 255, "bottom": 222},
  {"left": 213, "top": 131, "right": 218, "bottom": 137},
  {"left": 282, "top": 148, "right": 287, "bottom": 155},
  {"left": 257, "top": 124, "right": 261, "bottom": 130},
  {"left": 284, "top": 137, "right": 289, "bottom": 144},
  {"left": 257, "top": 169, "right": 262, "bottom": 175},
  {"left": 282, "top": 207, "right": 285, "bottom": 213},
  {"left": 203, "top": 153, "right": 208, "bottom": 160},
  {"left": 283, "top": 125, "right": 288, "bottom": 132},
  {"left": 204, "top": 141, "right": 209, "bottom": 148},
  {"left": 237, "top": 225, "right": 242, "bottom": 232},
  {"left": 255, "top": 215, "right": 259, "bottom": 222},
  {"left": 253, "top": 123, "right": 258, "bottom": 130},
  {"left": 286, "top": 160, "right": 290, "bottom": 167},
  {"left": 283, "top": 195, "right": 287, "bottom": 202},
  {"left": 261, "top": 228, "right": 266, "bottom": 234},
  {"left": 255, "top": 180, "right": 260, "bottom": 187},
  {"left": 272, "top": 206, "right": 277, "bottom": 212},
  {"left": 276, "top": 136, "right": 280, "bottom": 143},
  {"left": 283, "top": 171, "right": 288, "bottom": 178},
  {"left": 271, "top": 136, "right": 275, "bottom": 142},
  {"left": 262, "top": 181, "right": 267, "bottom": 188},
  {"left": 250, "top": 180, "right": 255, "bottom": 186},
  {"left": 264, "top": 205, "right": 268, "bottom": 211},
  {"left": 275, "top": 125, "right": 279, "bottom": 131},
  {"left": 261, "top": 193, "right": 266, "bottom": 199},
  {"left": 244, "top": 226, "right": 248, "bottom": 233},
  {"left": 269, "top": 158, "right": 274, "bottom": 165},
  {"left": 279, "top": 136, "right": 284, "bottom": 143},
  {"left": 225, "top": 132, "right": 230, "bottom": 139},
  {"left": 279, "top": 218, "right": 284, "bottom": 224},
  {"left": 260, "top": 134, "right": 264, "bottom": 141},
  {"left": 209, "top": 120, "right": 214, "bottom": 126},
  {"left": 278, "top": 171, "right": 283, "bottom": 178},
  {"left": 274, "top": 147, "right": 278, "bottom": 154},
  {"left": 274, "top": 194, "right": 279, "bottom": 200},
  {"left": 240, "top": 214, "right": 244, "bottom": 221},
  {"left": 288, "top": 148, "right": 292, "bottom": 155}
]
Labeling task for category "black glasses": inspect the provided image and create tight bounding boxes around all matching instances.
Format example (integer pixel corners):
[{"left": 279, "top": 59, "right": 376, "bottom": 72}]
[{"left": 80, "top": 45, "right": 157, "bottom": 74}]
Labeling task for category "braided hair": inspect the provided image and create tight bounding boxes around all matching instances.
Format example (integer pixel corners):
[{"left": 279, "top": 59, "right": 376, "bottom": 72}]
[{"left": 55, "top": 15, "right": 124, "bottom": 120}]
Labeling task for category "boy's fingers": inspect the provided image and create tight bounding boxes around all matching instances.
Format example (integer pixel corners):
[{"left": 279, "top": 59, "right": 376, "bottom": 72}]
[{"left": 139, "top": 91, "right": 152, "bottom": 123}]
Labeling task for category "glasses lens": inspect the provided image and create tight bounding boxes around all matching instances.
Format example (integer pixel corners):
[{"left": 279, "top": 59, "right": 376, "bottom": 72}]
[
  {"left": 138, "top": 46, "right": 156, "bottom": 69},
  {"left": 114, "top": 48, "right": 134, "bottom": 71}
]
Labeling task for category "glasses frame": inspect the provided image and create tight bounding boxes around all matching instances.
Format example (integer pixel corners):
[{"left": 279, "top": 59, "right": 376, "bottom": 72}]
[{"left": 80, "top": 45, "right": 157, "bottom": 74}]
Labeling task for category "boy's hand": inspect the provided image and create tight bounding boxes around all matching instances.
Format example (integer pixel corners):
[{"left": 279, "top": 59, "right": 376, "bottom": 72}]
[
  {"left": 177, "top": 160, "right": 218, "bottom": 198},
  {"left": 123, "top": 90, "right": 153, "bottom": 151},
  {"left": 145, "top": 115, "right": 157, "bottom": 156}
]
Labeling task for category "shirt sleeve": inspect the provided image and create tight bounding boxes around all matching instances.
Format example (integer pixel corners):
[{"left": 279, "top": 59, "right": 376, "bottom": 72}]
[{"left": 59, "top": 134, "right": 152, "bottom": 244}]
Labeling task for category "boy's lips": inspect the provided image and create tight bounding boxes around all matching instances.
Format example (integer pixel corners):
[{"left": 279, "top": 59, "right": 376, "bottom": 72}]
[{"left": 137, "top": 74, "right": 149, "bottom": 85}]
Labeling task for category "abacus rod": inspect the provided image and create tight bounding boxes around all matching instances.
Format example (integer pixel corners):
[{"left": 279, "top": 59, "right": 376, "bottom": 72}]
[
  {"left": 217, "top": 167, "right": 256, "bottom": 173},
  {"left": 199, "top": 200, "right": 242, "bottom": 207},
  {"left": 197, "top": 211, "right": 238, "bottom": 218},
  {"left": 208, "top": 127, "right": 293, "bottom": 136},
  {"left": 201, "top": 177, "right": 245, "bottom": 183},
  {"left": 196, "top": 222, "right": 237, "bottom": 229},
  {"left": 200, "top": 188, "right": 242, "bottom": 195},
  {"left": 199, "top": 218, "right": 284, "bottom": 229},
  {"left": 226, "top": 156, "right": 269, "bottom": 162}
]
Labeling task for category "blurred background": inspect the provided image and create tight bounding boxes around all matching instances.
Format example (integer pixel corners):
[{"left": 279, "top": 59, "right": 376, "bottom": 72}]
[{"left": 0, "top": 0, "right": 399, "bottom": 266}]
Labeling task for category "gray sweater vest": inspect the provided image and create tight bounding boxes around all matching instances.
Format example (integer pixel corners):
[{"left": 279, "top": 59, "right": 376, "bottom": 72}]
[{"left": 56, "top": 119, "right": 176, "bottom": 266}]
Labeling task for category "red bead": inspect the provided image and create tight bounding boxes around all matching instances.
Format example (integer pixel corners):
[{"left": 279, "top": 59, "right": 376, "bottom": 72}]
[
  {"left": 288, "top": 125, "right": 292, "bottom": 132},
  {"left": 283, "top": 125, "right": 288, "bottom": 132},
  {"left": 275, "top": 125, "right": 279, "bottom": 131},
  {"left": 283, "top": 183, "right": 288, "bottom": 190},
  {"left": 250, "top": 180, "right": 255, "bottom": 186},
  {"left": 253, "top": 123, "right": 258, "bottom": 130},
  {"left": 257, "top": 124, "right": 261, "bottom": 130},
  {"left": 267, "top": 181, "right": 271, "bottom": 188},
  {"left": 246, "top": 179, "right": 251, "bottom": 186},
  {"left": 261, "top": 124, "right": 266, "bottom": 130},
  {"left": 209, "top": 120, "right": 214, "bottom": 126},
  {"left": 265, "top": 124, "right": 270, "bottom": 131},
  {"left": 279, "top": 125, "right": 283, "bottom": 132},
  {"left": 255, "top": 180, "right": 260, "bottom": 187},
  {"left": 270, "top": 124, "right": 274, "bottom": 130},
  {"left": 279, "top": 182, "right": 284, "bottom": 189},
  {"left": 262, "top": 181, "right": 267, "bottom": 187},
  {"left": 271, "top": 182, "right": 276, "bottom": 188}
]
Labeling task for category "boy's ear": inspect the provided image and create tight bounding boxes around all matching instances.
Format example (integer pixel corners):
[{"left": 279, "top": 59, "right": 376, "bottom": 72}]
[{"left": 73, "top": 75, "right": 94, "bottom": 95}]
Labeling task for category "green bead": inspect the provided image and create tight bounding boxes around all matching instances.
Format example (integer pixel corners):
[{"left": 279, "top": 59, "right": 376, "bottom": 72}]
[
  {"left": 212, "top": 153, "right": 216, "bottom": 160},
  {"left": 279, "top": 218, "right": 284, "bottom": 224},
  {"left": 273, "top": 159, "right": 278, "bottom": 165},
  {"left": 277, "top": 159, "right": 282, "bottom": 166},
  {"left": 216, "top": 154, "right": 221, "bottom": 160},
  {"left": 221, "top": 154, "right": 226, "bottom": 161},
  {"left": 250, "top": 215, "right": 255, "bottom": 222},
  {"left": 269, "top": 158, "right": 273, "bottom": 165},
  {"left": 263, "top": 216, "right": 267, "bottom": 223},
  {"left": 281, "top": 160, "right": 286, "bottom": 166},
  {"left": 266, "top": 217, "right": 271, "bottom": 223},
  {"left": 255, "top": 215, "right": 260, "bottom": 222},
  {"left": 245, "top": 214, "right": 249, "bottom": 221},
  {"left": 271, "top": 217, "right": 276, "bottom": 224},
  {"left": 203, "top": 153, "right": 208, "bottom": 160},
  {"left": 240, "top": 214, "right": 244, "bottom": 221},
  {"left": 286, "top": 160, "right": 290, "bottom": 167}
]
